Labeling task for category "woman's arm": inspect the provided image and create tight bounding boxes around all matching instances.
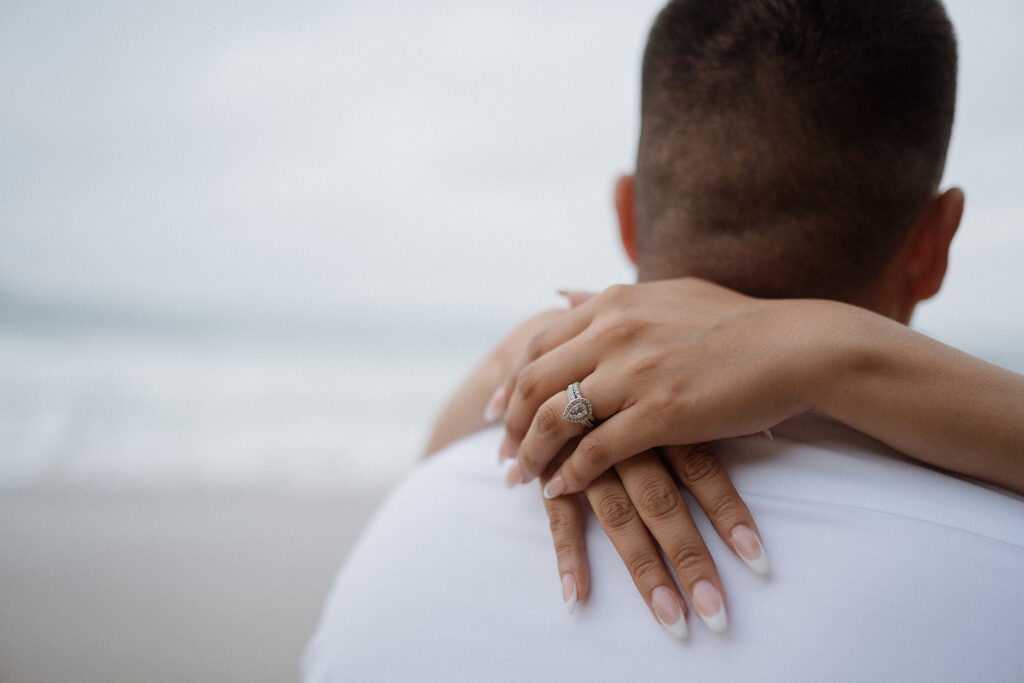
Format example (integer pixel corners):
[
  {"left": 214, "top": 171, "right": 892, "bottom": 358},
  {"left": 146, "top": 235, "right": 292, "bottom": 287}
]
[
  {"left": 497, "top": 278, "right": 1024, "bottom": 496},
  {"left": 815, "top": 303, "right": 1024, "bottom": 492}
]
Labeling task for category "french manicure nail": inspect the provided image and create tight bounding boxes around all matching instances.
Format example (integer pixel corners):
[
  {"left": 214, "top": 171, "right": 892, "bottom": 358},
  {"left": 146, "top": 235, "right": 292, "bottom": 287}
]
[
  {"left": 505, "top": 461, "right": 523, "bottom": 488},
  {"left": 484, "top": 385, "right": 507, "bottom": 423},
  {"left": 556, "top": 289, "right": 595, "bottom": 308},
  {"left": 543, "top": 476, "right": 566, "bottom": 500},
  {"left": 562, "top": 574, "right": 577, "bottom": 615},
  {"left": 730, "top": 524, "right": 771, "bottom": 577},
  {"left": 651, "top": 586, "right": 688, "bottom": 640},
  {"left": 692, "top": 580, "right": 727, "bottom": 633}
]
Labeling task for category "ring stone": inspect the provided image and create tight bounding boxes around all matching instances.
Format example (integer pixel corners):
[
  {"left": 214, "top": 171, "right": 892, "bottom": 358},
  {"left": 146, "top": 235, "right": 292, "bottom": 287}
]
[{"left": 562, "top": 382, "right": 595, "bottom": 428}]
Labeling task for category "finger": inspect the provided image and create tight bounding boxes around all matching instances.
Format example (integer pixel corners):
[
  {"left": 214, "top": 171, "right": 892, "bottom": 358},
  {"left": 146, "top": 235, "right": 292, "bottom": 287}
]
[
  {"left": 617, "top": 452, "right": 729, "bottom": 634},
  {"left": 543, "top": 405, "right": 657, "bottom": 497},
  {"left": 585, "top": 470, "right": 689, "bottom": 640},
  {"left": 510, "top": 392, "right": 584, "bottom": 484},
  {"left": 541, "top": 487, "right": 590, "bottom": 614},
  {"left": 663, "top": 443, "right": 770, "bottom": 577},
  {"left": 540, "top": 441, "right": 590, "bottom": 614},
  {"left": 495, "top": 304, "right": 601, "bottom": 443},
  {"left": 514, "top": 372, "right": 626, "bottom": 484},
  {"left": 498, "top": 303, "right": 596, "bottom": 418},
  {"left": 501, "top": 340, "right": 598, "bottom": 463},
  {"left": 556, "top": 290, "right": 598, "bottom": 308}
]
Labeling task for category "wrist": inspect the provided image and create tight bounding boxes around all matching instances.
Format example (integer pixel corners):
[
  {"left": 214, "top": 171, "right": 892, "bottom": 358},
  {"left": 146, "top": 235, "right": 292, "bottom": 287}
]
[{"left": 808, "top": 301, "right": 895, "bottom": 420}]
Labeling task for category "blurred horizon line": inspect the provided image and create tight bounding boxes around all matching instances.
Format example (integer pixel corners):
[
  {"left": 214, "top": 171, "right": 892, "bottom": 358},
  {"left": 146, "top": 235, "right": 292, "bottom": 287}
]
[{"left": 0, "top": 284, "right": 509, "bottom": 349}]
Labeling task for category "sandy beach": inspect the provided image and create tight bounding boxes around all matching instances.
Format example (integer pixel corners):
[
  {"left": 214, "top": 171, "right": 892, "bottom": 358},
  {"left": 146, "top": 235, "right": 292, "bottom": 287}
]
[{"left": 0, "top": 487, "right": 387, "bottom": 682}]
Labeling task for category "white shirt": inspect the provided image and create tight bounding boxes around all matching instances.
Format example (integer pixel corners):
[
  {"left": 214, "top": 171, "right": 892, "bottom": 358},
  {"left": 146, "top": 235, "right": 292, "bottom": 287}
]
[{"left": 304, "top": 415, "right": 1024, "bottom": 682}]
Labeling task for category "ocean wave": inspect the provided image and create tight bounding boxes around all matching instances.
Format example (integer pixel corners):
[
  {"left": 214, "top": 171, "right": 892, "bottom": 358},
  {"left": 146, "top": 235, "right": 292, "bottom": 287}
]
[{"left": 0, "top": 319, "right": 495, "bottom": 495}]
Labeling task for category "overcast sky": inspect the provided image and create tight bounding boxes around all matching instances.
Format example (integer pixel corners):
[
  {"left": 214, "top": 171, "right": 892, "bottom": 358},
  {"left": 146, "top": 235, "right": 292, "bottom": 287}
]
[{"left": 1, "top": 0, "right": 1021, "bottom": 360}]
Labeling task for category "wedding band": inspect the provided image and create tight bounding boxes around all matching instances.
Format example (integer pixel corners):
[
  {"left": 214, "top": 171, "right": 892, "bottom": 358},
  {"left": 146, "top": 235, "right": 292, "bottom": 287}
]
[{"left": 562, "top": 381, "right": 595, "bottom": 428}]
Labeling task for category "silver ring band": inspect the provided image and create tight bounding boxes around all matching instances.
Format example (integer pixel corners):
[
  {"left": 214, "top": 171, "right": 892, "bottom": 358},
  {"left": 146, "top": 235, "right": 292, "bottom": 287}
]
[{"left": 562, "top": 381, "right": 595, "bottom": 428}]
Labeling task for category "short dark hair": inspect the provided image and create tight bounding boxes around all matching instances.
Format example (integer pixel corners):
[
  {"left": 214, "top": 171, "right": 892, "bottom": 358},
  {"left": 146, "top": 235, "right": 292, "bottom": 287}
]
[{"left": 635, "top": 0, "right": 957, "bottom": 300}]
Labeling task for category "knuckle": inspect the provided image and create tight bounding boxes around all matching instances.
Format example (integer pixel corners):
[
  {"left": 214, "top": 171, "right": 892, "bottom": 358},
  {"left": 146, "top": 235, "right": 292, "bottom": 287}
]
[
  {"left": 594, "top": 491, "right": 638, "bottom": 531},
  {"left": 518, "top": 448, "right": 540, "bottom": 475},
  {"left": 668, "top": 541, "right": 709, "bottom": 576},
  {"left": 704, "top": 493, "right": 743, "bottom": 525},
  {"left": 578, "top": 436, "right": 608, "bottom": 470},
  {"left": 524, "top": 331, "right": 546, "bottom": 362},
  {"left": 515, "top": 365, "right": 538, "bottom": 402},
  {"left": 641, "top": 388, "right": 675, "bottom": 415},
  {"left": 628, "top": 354, "right": 662, "bottom": 377},
  {"left": 554, "top": 538, "right": 578, "bottom": 563},
  {"left": 534, "top": 403, "right": 562, "bottom": 439},
  {"left": 678, "top": 447, "right": 723, "bottom": 486},
  {"left": 603, "top": 312, "right": 642, "bottom": 342},
  {"left": 603, "top": 283, "right": 629, "bottom": 302},
  {"left": 546, "top": 503, "right": 574, "bottom": 533},
  {"left": 625, "top": 554, "right": 663, "bottom": 583},
  {"left": 634, "top": 478, "right": 681, "bottom": 520}
]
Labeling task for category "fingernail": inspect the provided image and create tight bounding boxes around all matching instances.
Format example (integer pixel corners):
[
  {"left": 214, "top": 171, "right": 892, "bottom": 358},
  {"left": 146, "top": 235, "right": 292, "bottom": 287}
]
[
  {"left": 692, "top": 580, "right": 727, "bottom": 633},
  {"left": 556, "top": 289, "right": 594, "bottom": 308},
  {"left": 543, "top": 476, "right": 566, "bottom": 499},
  {"left": 505, "top": 461, "right": 523, "bottom": 488},
  {"left": 484, "top": 385, "right": 507, "bottom": 423},
  {"left": 651, "top": 586, "right": 688, "bottom": 640},
  {"left": 498, "top": 434, "right": 517, "bottom": 463},
  {"left": 730, "top": 524, "right": 770, "bottom": 577},
  {"left": 562, "top": 574, "right": 577, "bottom": 615},
  {"left": 762, "top": 429, "right": 774, "bottom": 440}
]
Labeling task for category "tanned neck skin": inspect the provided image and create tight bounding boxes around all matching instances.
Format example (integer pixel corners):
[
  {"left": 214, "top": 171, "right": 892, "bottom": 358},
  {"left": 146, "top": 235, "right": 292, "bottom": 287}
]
[{"left": 615, "top": 173, "right": 965, "bottom": 326}]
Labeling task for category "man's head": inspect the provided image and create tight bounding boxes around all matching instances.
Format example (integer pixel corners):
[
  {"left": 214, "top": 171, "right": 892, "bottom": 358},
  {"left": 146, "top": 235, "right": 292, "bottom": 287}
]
[{"left": 616, "top": 0, "right": 962, "bottom": 322}]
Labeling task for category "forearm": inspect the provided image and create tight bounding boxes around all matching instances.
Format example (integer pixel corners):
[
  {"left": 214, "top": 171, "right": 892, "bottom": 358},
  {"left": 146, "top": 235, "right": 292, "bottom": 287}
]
[{"left": 812, "top": 303, "right": 1024, "bottom": 493}]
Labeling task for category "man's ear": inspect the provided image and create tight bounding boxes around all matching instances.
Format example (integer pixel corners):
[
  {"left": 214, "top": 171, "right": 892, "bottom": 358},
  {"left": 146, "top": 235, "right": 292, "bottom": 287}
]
[
  {"left": 906, "top": 187, "right": 964, "bottom": 304},
  {"left": 615, "top": 174, "right": 638, "bottom": 266}
]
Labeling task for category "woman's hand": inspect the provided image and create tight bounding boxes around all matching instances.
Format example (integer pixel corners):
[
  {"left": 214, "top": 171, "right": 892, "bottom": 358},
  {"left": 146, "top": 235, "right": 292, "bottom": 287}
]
[
  {"left": 541, "top": 441, "right": 769, "bottom": 637},
  {"left": 497, "top": 278, "right": 836, "bottom": 495}
]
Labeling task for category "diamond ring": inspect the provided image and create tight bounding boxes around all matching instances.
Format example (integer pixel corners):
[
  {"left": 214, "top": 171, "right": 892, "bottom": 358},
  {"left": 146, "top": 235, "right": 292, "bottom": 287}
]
[{"left": 562, "top": 382, "right": 595, "bottom": 428}]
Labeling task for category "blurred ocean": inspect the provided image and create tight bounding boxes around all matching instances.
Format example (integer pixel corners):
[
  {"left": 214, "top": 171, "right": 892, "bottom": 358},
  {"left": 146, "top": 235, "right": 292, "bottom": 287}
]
[
  {"left": 0, "top": 295, "right": 509, "bottom": 493},
  {"left": 0, "top": 0, "right": 1021, "bottom": 495}
]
